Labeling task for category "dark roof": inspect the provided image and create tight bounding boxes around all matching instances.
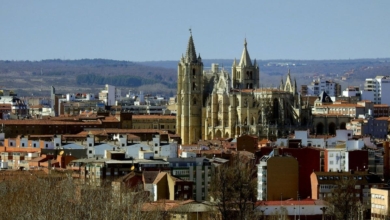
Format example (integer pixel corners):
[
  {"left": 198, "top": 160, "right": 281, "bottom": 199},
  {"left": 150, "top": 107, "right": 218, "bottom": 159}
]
[
  {"left": 317, "top": 91, "right": 333, "bottom": 103},
  {"left": 143, "top": 171, "right": 160, "bottom": 184}
]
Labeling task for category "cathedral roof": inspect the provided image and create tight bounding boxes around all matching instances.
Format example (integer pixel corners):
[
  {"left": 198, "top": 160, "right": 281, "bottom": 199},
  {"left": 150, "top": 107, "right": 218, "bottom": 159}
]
[
  {"left": 238, "top": 39, "right": 252, "bottom": 67},
  {"left": 185, "top": 32, "right": 198, "bottom": 63}
]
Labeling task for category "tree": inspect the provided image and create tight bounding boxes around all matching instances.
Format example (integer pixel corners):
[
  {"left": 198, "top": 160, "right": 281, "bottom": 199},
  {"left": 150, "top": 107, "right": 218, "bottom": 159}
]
[
  {"left": 0, "top": 170, "right": 166, "bottom": 220},
  {"left": 209, "top": 153, "right": 258, "bottom": 220},
  {"left": 326, "top": 178, "right": 366, "bottom": 220}
]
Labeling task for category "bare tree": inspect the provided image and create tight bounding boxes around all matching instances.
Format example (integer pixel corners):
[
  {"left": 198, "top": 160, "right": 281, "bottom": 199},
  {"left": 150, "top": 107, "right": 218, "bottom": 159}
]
[
  {"left": 0, "top": 170, "right": 166, "bottom": 220},
  {"left": 209, "top": 153, "right": 258, "bottom": 220},
  {"left": 326, "top": 178, "right": 365, "bottom": 220}
]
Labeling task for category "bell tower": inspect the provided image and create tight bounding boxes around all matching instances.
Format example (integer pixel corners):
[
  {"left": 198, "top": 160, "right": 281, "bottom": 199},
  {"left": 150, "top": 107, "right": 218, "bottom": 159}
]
[
  {"left": 176, "top": 31, "right": 204, "bottom": 145},
  {"left": 231, "top": 39, "right": 259, "bottom": 89}
]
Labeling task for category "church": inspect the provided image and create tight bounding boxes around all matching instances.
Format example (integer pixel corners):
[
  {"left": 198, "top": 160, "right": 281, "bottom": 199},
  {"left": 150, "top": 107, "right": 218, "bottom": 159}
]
[{"left": 176, "top": 33, "right": 309, "bottom": 145}]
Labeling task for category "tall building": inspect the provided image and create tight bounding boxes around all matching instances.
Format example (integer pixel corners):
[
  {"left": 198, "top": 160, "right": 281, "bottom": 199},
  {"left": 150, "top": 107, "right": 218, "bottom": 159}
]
[
  {"left": 257, "top": 149, "right": 299, "bottom": 201},
  {"left": 176, "top": 33, "right": 306, "bottom": 145},
  {"left": 362, "top": 76, "right": 390, "bottom": 105},
  {"left": 301, "top": 78, "right": 341, "bottom": 97}
]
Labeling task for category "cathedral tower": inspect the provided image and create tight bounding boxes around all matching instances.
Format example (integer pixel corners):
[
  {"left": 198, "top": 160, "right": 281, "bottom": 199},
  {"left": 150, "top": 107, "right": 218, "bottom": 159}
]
[
  {"left": 176, "top": 32, "right": 204, "bottom": 145},
  {"left": 232, "top": 39, "right": 260, "bottom": 89}
]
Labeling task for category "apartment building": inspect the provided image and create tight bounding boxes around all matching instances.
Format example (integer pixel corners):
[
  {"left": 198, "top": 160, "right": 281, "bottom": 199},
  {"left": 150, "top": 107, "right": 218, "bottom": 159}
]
[
  {"left": 310, "top": 171, "right": 383, "bottom": 205},
  {"left": 99, "top": 84, "right": 121, "bottom": 106},
  {"left": 301, "top": 78, "right": 341, "bottom": 97},
  {"left": 362, "top": 76, "right": 390, "bottom": 105},
  {"left": 346, "top": 117, "right": 389, "bottom": 139},
  {"left": 371, "top": 187, "right": 390, "bottom": 219},
  {"left": 257, "top": 149, "right": 299, "bottom": 201},
  {"left": 168, "top": 157, "right": 212, "bottom": 202}
]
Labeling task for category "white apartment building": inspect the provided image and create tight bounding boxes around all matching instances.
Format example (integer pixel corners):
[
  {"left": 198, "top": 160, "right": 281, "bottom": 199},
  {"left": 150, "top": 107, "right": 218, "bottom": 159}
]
[
  {"left": 342, "top": 86, "right": 361, "bottom": 97},
  {"left": 303, "top": 78, "right": 341, "bottom": 97},
  {"left": 362, "top": 76, "right": 390, "bottom": 105},
  {"left": 99, "top": 84, "right": 122, "bottom": 106}
]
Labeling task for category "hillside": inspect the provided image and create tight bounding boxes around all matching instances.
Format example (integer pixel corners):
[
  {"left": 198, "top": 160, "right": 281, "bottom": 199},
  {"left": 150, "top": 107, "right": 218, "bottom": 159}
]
[{"left": 1, "top": 58, "right": 390, "bottom": 97}]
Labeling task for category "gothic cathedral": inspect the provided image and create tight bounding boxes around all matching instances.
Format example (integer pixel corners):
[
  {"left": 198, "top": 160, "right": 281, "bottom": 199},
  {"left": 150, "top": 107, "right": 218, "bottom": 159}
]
[{"left": 177, "top": 33, "right": 308, "bottom": 145}]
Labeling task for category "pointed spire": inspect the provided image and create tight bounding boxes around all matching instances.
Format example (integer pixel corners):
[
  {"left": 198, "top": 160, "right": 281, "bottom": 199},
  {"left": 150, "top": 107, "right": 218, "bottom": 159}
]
[
  {"left": 239, "top": 38, "right": 252, "bottom": 67},
  {"left": 233, "top": 58, "right": 237, "bottom": 67},
  {"left": 185, "top": 29, "right": 197, "bottom": 63},
  {"left": 254, "top": 59, "right": 257, "bottom": 66},
  {"left": 294, "top": 77, "right": 298, "bottom": 94},
  {"left": 280, "top": 76, "right": 284, "bottom": 90}
]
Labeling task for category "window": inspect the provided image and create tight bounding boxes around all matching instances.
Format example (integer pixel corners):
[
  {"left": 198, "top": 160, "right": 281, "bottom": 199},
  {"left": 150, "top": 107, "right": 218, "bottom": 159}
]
[
  {"left": 89, "top": 150, "right": 92, "bottom": 154},
  {"left": 89, "top": 143, "right": 92, "bottom": 147}
]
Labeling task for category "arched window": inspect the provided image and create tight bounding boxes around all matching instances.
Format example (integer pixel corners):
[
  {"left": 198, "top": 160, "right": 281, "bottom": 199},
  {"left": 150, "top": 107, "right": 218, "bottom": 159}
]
[
  {"left": 193, "top": 98, "right": 197, "bottom": 105},
  {"left": 192, "top": 82, "right": 196, "bottom": 91},
  {"left": 192, "top": 68, "right": 196, "bottom": 78}
]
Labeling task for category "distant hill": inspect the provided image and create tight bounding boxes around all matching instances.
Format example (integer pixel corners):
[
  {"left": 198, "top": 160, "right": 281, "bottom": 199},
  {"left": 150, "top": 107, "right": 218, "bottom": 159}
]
[{"left": 1, "top": 58, "right": 390, "bottom": 97}]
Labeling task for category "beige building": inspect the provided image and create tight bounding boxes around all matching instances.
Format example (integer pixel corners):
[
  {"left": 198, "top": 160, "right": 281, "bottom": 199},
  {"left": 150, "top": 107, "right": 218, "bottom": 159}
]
[
  {"left": 132, "top": 115, "right": 176, "bottom": 134},
  {"left": 176, "top": 33, "right": 306, "bottom": 145},
  {"left": 371, "top": 188, "right": 390, "bottom": 219}
]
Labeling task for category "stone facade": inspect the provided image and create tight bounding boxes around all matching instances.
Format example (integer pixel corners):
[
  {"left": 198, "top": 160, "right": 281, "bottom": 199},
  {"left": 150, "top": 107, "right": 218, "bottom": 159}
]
[{"left": 177, "top": 33, "right": 307, "bottom": 145}]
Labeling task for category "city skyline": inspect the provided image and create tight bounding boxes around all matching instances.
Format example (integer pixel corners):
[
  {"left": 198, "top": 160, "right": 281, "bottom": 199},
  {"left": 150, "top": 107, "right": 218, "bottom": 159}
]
[{"left": 1, "top": 1, "right": 389, "bottom": 62}]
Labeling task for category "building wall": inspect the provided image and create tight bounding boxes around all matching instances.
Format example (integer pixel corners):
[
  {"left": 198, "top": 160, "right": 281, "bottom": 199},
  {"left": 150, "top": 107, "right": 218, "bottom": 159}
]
[
  {"left": 132, "top": 115, "right": 175, "bottom": 133},
  {"left": 371, "top": 188, "right": 390, "bottom": 219},
  {"left": 155, "top": 174, "right": 169, "bottom": 201},
  {"left": 266, "top": 157, "right": 299, "bottom": 201},
  {"left": 237, "top": 135, "right": 258, "bottom": 153}
]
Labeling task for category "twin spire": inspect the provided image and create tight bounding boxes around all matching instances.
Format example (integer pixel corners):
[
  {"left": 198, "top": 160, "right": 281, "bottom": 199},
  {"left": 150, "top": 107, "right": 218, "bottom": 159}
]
[
  {"left": 185, "top": 31, "right": 253, "bottom": 67},
  {"left": 185, "top": 29, "right": 200, "bottom": 63},
  {"left": 238, "top": 38, "right": 252, "bottom": 67}
]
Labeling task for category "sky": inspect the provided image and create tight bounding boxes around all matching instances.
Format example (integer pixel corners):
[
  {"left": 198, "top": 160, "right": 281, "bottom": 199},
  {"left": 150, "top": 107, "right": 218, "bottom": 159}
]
[{"left": 1, "top": 1, "right": 390, "bottom": 62}]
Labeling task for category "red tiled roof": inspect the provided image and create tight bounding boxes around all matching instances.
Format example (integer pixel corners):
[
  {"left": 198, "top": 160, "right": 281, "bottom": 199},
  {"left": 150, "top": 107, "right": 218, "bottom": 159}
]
[{"left": 255, "top": 198, "right": 323, "bottom": 206}]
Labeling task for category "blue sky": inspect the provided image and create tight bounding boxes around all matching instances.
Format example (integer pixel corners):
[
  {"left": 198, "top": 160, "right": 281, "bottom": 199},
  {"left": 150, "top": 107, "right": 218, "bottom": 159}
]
[{"left": 1, "top": 1, "right": 389, "bottom": 61}]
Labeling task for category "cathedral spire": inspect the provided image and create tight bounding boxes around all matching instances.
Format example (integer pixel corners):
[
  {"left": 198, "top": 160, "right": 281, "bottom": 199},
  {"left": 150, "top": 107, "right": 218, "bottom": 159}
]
[
  {"left": 233, "top": 58, "right": 237, "bottom": 67},
  {"left": 239, "top": 38, "right": 252, "bottom": 67},
  {"left": 185, "top": 29, "right": 198, "bottom": 63},
  {"left": 280, "top": 76, "right": 284, "bottom": 90},
  {"left": 294, "top": 77, "right": 298, "bottom": 94}
]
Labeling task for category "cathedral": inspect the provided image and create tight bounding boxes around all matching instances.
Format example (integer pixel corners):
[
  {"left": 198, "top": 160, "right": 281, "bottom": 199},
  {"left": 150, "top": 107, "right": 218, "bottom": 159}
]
[{"left": 176, "top": 33, "right": 308, "bottom": 145}]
